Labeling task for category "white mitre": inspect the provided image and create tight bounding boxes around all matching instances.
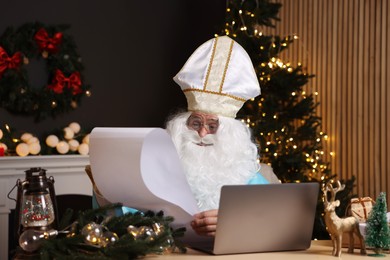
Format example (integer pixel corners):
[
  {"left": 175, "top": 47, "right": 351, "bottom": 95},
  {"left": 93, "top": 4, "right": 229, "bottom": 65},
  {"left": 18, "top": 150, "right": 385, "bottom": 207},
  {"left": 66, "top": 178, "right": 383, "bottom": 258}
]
[{"left": 173, "top": 35, "right": 260, "bottom": 118}]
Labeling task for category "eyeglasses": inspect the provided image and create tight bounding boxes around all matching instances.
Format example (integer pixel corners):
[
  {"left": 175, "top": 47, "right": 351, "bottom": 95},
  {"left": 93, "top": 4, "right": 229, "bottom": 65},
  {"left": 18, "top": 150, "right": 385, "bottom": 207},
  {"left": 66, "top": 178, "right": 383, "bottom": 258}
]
[{"left": 186, "top": 115, "right": 219, "bottom": 134}]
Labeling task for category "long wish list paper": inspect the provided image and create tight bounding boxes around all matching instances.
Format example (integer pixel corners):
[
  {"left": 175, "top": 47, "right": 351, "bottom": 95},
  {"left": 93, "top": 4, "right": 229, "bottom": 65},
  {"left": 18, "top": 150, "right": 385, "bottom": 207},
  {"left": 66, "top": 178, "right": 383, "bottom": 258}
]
[{"left": 89, "top": 127, "right": 199, "bottom": 234}]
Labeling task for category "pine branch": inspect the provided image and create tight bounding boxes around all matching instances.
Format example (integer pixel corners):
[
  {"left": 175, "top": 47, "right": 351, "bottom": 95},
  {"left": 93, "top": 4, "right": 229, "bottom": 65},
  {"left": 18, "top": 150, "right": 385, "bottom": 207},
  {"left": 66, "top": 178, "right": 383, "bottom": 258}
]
[{"left": 39, "top": 204, "right": 186, "bottom": 259}]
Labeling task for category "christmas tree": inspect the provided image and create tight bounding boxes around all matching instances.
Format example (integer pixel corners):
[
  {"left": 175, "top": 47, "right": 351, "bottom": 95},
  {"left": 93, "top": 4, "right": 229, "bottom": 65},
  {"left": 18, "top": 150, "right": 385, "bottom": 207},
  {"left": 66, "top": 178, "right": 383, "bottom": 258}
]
[
  {"left": 365, "top": 192, "right": 390, "bottom": 256},
  {"left": 219, "top": 0, "right": 354, "bottom": 239}
]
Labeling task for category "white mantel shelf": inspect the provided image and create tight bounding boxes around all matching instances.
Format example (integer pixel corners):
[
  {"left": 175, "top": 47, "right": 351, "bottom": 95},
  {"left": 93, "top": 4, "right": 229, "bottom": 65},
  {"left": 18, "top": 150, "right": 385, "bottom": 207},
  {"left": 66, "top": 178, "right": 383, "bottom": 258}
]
[{"left": 0, "top": 155, "right": 91, "bottom": 260}]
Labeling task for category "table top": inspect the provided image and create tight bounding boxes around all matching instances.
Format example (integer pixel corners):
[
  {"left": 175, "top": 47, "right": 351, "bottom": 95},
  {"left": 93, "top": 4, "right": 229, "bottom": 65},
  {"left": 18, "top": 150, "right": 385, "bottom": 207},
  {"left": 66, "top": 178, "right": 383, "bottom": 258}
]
[{"left": 145, "top": 240, "right": 382, "bottom": 259}]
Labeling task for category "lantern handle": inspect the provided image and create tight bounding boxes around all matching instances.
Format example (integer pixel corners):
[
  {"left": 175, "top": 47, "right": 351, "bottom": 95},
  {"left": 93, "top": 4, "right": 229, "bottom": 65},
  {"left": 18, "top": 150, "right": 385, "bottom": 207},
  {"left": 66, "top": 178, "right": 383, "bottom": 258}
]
[
  {"left": 48, "top": 175, "right": 59, "bottom": 230},
  {"left": 7, "top": 179, "right": 22, "bottom": 202}
]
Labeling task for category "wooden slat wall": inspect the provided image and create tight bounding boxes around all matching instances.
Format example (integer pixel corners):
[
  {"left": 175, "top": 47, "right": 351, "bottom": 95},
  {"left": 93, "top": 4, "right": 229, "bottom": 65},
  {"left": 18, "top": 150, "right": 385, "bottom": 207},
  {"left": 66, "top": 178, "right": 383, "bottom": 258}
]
[{"left": 261, "top": 0, "right": 389, "bottom": 204}]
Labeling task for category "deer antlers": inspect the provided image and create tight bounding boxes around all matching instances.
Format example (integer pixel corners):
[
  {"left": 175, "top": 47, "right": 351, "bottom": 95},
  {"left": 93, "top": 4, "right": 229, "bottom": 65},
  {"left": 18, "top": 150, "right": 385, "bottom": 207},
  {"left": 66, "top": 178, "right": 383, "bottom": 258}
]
[{"left": 322, "top": 180, "right": 345, "bottom": 204}]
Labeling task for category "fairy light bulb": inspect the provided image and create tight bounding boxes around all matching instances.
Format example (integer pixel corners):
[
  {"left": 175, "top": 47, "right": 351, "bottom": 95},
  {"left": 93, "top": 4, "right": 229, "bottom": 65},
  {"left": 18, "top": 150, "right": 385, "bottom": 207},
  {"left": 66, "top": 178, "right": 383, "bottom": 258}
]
[{"left": 19, "top": 229, "right": 58, "bottom": 252}]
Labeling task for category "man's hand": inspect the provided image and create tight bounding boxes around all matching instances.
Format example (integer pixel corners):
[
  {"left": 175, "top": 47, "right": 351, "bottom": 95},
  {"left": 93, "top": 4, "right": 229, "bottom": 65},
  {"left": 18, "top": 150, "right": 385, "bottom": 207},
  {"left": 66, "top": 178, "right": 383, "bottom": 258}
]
[{"left": 191, "top": 209, "right": 218, "bottom": 237}]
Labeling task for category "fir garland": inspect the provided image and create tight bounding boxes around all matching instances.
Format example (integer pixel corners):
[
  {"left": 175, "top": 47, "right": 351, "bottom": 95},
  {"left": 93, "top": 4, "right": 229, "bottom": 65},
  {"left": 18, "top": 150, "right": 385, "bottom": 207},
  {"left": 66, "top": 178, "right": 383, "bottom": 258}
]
[
  {"left": 34, "top": 204, "right": 186, "bottom": 259},
  {"left": 0, "top": 22, "right": 91, "bottom": 121}
]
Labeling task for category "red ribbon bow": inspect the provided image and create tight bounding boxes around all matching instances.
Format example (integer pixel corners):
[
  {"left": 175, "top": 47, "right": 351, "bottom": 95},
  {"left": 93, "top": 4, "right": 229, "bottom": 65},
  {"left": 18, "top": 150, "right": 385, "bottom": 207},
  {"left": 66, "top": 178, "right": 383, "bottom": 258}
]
[
  {"left": 0, "top": 46, "right": 22, "bottom": 78},
  {"left": 34, "top": 28, "right": 63, "bottom": 54},
  {"left": 48, "top": 69, "right": 82, "bottom": 95}
]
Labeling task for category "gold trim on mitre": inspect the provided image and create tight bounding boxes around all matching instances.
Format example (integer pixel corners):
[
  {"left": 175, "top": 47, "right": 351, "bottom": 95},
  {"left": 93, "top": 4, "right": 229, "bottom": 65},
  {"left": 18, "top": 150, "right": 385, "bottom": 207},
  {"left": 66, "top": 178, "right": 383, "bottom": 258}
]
[
  {"left": 202, "top": 36, "right": 234, "bottom": 93},
  {"left": 184, "top": 89, "right": 245, "bottom": 118}
]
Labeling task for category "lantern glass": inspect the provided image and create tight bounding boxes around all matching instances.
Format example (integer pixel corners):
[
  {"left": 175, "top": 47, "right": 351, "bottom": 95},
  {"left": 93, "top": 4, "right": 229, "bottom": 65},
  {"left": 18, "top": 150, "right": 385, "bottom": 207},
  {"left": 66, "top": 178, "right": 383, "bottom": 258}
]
[{"left": 21, "top": 192, "right": 55, "bottom": 227}]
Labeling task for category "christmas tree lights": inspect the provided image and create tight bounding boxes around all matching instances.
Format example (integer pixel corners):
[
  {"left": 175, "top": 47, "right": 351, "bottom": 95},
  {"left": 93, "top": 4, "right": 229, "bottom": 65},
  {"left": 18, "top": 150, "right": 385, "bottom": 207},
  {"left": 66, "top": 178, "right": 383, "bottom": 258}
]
[{"left": 220, "top": 0, "right": 354, "bottom": 239}]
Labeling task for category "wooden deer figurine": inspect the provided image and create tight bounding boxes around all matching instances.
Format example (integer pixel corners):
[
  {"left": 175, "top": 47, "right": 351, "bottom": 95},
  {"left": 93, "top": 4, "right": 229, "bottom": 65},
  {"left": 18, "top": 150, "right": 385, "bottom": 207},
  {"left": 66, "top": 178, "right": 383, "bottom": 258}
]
[{"left": 322, "top": 180, "right": 366, "bottom": 257}]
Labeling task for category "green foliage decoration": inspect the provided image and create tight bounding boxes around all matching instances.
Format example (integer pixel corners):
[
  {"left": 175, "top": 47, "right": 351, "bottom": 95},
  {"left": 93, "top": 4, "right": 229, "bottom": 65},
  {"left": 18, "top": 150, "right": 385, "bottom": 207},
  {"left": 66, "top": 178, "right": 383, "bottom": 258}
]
[
  {"left": 37, "top": 203, "right": 186, "bottom": 260},
  {"left": 365, "top": 192, "right": 390, "bottom": 256}
]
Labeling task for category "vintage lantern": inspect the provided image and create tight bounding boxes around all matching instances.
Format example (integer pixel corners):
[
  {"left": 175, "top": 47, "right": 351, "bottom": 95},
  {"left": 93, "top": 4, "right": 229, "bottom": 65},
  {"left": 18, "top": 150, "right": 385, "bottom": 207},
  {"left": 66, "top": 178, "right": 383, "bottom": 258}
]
[{"left": 13, "top": 167, "right": 58, "bottom": 252}]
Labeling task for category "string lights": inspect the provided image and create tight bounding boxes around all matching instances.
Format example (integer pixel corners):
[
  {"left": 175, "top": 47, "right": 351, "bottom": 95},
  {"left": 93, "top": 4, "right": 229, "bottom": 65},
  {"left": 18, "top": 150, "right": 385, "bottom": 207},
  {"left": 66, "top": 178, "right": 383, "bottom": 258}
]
[
  {"left": 223, "top": 1, "right": 335, "bottom": 184},
  {"left": 223, "top": 0, "right": 354, "bottom": 241}
]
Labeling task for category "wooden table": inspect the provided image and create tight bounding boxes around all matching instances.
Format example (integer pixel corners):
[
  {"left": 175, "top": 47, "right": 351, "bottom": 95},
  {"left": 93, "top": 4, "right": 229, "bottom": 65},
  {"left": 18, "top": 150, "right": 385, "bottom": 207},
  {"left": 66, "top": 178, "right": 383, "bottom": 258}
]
[
  {"left": 145, "top": 240, "right": 383, "bottom": 259},
  {"left": 12, "top": 240, "right": 385, "bottom": 259}
]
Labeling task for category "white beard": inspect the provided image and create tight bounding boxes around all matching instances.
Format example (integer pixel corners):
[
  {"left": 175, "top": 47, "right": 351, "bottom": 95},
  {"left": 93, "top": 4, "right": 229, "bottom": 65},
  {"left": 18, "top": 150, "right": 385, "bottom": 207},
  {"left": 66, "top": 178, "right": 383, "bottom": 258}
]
[{"left": 166, "top": 112, "right": 260, "bottom": 211}]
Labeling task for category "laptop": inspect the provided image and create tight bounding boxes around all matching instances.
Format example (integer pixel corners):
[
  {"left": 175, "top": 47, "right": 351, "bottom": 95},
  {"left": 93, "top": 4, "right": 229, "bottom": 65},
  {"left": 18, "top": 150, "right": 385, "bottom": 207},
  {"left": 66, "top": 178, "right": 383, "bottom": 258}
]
[{"left": 188, "top": 182, "right": 319, "bottom": 255}]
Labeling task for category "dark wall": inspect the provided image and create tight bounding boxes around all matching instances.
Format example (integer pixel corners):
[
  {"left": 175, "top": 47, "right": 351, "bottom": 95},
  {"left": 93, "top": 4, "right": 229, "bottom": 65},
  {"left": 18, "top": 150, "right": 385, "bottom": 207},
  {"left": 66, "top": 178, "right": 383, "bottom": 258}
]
[{"left": 0, "top": 0, "right": 225, "bottom": 136}]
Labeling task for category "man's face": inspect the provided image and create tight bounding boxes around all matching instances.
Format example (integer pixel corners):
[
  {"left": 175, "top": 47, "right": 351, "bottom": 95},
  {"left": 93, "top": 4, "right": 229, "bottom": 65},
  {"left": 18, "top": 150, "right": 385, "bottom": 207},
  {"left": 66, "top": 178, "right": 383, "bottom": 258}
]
[{"left": 186, "top": 112, "right": 219, "bottom": 138}]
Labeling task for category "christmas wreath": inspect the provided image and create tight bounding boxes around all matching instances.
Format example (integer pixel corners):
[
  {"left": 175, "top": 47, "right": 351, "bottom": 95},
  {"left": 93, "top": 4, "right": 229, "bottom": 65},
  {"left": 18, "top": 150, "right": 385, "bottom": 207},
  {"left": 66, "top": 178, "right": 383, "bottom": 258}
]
[{"left": 0, "top": 22, "right": 91, "bottom": 121}]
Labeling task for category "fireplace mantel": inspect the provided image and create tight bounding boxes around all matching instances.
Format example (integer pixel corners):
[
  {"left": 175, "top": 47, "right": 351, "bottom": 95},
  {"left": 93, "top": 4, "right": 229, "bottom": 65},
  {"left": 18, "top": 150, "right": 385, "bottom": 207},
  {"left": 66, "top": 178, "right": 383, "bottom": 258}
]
[{"left": 0, "top": 155, "right": 91, "bottom": 260}]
